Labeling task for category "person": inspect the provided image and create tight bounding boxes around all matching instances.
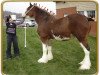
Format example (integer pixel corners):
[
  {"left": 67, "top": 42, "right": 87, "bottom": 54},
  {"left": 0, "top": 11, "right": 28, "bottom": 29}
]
[{"left": 5, "top": 15, "right": 25, "bottom": 59}]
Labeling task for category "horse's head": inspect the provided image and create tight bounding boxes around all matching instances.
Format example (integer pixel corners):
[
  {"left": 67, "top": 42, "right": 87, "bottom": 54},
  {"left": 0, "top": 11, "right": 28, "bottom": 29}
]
[
  {"left": 25, "top": 3, "right": 36, "bottom": 18},
  {"left": 25, "top": 3, "right": 55, "bottom": 24}
]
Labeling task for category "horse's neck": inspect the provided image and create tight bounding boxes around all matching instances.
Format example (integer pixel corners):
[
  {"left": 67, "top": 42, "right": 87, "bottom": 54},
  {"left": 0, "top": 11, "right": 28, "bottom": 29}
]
[
  {"left": 35, "top": 8, "right": 55, "bottom": 25},
  {"left": 35, "top": 14, "right": 46, "bottom": 25}
]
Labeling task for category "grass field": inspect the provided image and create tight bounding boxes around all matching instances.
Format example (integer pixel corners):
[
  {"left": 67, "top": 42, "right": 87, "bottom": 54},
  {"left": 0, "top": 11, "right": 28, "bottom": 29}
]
[{"left": 2, "top": 27, "right": 97, "bottom": 75}]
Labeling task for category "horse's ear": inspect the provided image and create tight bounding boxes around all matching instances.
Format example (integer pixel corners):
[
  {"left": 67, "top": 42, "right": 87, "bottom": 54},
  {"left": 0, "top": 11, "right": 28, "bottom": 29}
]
[{"left": 30, "top": 3, "right": 32, "bottom": 6}]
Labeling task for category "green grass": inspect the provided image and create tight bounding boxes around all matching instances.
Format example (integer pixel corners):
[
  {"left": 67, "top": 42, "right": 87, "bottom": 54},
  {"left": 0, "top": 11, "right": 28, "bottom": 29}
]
[{"left": 2, "top": 27, "right": 97, "bottom": 75}]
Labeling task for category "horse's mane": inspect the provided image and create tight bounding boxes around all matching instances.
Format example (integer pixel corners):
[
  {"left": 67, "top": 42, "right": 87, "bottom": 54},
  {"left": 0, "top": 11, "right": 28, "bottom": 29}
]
[
  {"left": 34, "top": 5, "right": 55, "bottom": 17},
  {"left": 34, "top": 5, "right": 56, "bottom": 22}
]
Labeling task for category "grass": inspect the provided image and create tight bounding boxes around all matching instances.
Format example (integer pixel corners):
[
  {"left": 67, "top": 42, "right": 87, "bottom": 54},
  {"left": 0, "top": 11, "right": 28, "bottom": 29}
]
[{"left": 2, "top": 27, "right": 97, "bottom": 75}]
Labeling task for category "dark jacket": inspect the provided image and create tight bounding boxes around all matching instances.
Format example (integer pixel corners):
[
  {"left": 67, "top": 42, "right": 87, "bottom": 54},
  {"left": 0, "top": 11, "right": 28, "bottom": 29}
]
[{"left": 6, "top": 18, "right": 25, "bottom": 35}]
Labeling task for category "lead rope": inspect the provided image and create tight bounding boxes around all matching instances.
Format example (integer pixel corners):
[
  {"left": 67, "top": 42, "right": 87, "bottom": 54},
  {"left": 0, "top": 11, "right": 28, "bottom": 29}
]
[
  {"left": 24, "top": 5, "right": 34, "bottom": 48},
  {"left": 24, "top": 5, "right": 35, "bottom": 48}
]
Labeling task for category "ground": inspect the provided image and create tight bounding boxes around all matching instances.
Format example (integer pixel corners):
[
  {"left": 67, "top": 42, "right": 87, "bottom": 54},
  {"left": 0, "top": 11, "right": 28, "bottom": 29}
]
[{"left": 2, "top": 27, "right": 97, "bottom": 75}]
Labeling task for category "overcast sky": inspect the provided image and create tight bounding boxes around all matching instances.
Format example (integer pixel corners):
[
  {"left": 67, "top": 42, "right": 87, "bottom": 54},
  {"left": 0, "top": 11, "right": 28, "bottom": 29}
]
[{"left": 3, "top": 2, "right": 56, "bottom": 14}]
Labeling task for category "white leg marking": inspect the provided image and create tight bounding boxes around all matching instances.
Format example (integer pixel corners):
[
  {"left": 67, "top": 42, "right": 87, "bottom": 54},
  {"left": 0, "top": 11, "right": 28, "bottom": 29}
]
[
  {"left": 47, "top": 46, "right": 53, "bottom": 60},
  {"left": 79, "top": 43, "right": 91, "bottom": 70},
  {"left": 38, "top": 43, "right": 48, "bottom": 63}
]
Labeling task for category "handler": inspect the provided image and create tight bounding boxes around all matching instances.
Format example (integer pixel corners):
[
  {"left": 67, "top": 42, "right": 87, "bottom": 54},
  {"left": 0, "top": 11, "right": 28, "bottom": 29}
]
[{"left": 5, "top": 14, "right": 26, "bottom": 59}]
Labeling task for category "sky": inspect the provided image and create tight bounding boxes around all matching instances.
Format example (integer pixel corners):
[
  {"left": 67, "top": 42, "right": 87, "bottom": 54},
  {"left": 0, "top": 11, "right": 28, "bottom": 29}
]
[{"left": 3, "top": 2, "right": 56, "bottom": 14}]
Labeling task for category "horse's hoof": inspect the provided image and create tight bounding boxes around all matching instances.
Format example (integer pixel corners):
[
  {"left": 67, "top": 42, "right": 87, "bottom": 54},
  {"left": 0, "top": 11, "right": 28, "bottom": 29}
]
[
  {"left": 79, "top": 65, "right": 90, "bottom": 70},
  {"left": 79, "top": 62, "right": 91, "bottom": 70},
  {"left": 38, "top": 57, "right": 48, "bottom": 63}
]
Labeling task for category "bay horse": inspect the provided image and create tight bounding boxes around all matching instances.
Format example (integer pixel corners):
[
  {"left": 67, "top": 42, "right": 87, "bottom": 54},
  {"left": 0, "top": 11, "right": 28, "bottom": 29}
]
[{"left": 25, "top": 3, "right": 93, "bottom": 70}]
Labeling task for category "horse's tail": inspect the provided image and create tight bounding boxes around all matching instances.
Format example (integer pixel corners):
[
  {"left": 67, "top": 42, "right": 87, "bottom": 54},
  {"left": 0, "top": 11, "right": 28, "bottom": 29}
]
[{"left": 87, "top": 17, "right": 94, "bottom": 21}]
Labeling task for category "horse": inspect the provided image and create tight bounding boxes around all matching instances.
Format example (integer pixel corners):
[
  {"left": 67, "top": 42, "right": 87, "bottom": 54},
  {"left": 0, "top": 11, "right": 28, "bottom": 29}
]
[{"left": 25, "top": 3, "right": 93, "bottom": 70}]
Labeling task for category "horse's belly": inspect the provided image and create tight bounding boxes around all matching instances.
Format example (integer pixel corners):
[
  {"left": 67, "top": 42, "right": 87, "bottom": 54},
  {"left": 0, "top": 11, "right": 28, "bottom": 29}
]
[{"left": 53, "top": 35, "right": 70, "bottom": 41}]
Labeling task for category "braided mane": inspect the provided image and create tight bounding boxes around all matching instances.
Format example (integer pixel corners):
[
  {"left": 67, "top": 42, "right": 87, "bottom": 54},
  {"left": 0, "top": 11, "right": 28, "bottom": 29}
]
[{"left": 34, "top": 4, "right": 55, "bottom": 16}]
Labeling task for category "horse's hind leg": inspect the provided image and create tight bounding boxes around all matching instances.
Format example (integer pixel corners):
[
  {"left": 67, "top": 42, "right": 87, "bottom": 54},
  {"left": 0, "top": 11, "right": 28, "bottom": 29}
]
[{"left": 79, "top": 39, "right": 91, "bottom": 70}]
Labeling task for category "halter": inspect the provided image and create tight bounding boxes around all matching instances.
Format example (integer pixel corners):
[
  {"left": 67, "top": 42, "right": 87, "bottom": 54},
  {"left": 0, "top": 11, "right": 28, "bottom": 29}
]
[{"left": 25, "top": 5, "right": 34, "bottom": 15}]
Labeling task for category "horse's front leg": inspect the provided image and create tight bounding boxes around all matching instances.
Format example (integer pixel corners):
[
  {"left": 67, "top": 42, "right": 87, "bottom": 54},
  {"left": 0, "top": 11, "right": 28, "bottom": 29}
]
[
  {"left": 47, "top": 45, "right": 53, "bottom": 60},
  {"left": 38, "top": 42, "right": 48, "bottom": 63}
]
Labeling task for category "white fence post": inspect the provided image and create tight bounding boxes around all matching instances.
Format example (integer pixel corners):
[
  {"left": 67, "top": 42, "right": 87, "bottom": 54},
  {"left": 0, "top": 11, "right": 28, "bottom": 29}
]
[{"left": 24, "top": 24, "right": 26, "bottom": 47}]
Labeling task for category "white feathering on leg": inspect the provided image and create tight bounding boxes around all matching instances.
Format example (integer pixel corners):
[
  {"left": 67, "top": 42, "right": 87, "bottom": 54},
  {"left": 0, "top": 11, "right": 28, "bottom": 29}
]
[
  {"left": 38, "top": 43, "right": 48, "bottom": 63},
  {"left": 79, "top": 43, "right": 91, "bottom": 70},
  {"left": 47, "top": 46, "right": 53, "bottom": 60}
]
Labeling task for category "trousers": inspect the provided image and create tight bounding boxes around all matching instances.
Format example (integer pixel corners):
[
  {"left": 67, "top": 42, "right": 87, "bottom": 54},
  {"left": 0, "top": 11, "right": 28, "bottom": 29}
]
[{"left": 6, "top": 34, "right": 19, "bottom": 57}]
